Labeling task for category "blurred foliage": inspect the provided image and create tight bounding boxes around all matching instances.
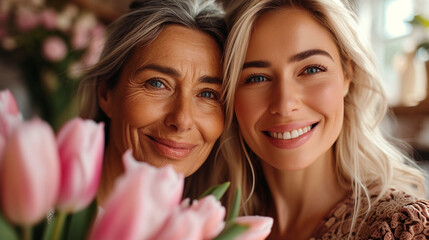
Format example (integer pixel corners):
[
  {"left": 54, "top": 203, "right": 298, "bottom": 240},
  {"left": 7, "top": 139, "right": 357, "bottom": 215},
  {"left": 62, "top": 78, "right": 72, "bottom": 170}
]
[{"left": 0, "top": 0, "right": 105, "bottom": 130}]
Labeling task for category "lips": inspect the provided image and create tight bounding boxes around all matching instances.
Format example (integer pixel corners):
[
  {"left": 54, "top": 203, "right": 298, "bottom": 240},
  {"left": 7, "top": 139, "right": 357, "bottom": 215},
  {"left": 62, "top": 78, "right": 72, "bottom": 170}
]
[
  {"left": 262, "top": 122, "right": 318, "bottom": 149},
  {"left": 148, "top": 136, "right": 197, "bottom": 159}
]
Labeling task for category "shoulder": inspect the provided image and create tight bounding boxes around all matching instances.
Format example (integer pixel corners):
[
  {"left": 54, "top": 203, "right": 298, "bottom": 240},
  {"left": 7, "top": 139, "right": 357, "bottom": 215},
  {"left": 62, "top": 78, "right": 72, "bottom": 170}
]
[{"left": 367, "top": 188, "right": 429, "bottom": 240}]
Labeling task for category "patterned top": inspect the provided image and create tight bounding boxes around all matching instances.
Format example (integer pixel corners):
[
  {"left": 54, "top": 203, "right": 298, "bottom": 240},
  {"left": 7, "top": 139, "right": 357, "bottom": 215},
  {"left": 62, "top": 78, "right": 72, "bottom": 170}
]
[{"left": 310, "top": 187, "right": 429, "bottom": 240}]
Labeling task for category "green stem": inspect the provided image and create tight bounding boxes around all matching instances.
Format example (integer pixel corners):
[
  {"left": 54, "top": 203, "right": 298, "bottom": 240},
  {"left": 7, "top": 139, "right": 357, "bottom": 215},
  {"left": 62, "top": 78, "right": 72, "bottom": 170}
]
[
  {"left": 51, "top": 211, "right": 67, "bottom": 240},
  {"left": 22, "top": 225, "right": 32, "bottom": 240}
]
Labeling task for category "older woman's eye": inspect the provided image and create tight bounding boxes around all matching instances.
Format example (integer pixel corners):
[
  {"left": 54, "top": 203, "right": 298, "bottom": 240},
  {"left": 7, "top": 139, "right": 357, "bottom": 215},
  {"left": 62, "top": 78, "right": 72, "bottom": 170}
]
[
  {"left": 245, "top": 74, "right": 268, "bottom": 84},
  {"left": 145, "top": 79, "right": 165, "bottom": 89},
  {"left": 301, "top": 65, "right": 327, "bottom": 75},
  {"left": 199, "top": 90, "right": 219, "bottom": 100}
]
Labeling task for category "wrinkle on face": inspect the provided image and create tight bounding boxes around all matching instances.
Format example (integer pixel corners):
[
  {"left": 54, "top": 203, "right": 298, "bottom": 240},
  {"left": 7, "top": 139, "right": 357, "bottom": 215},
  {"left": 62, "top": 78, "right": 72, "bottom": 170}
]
[{"left": 102, "top": 25, "right": 223, "bottom": 176}]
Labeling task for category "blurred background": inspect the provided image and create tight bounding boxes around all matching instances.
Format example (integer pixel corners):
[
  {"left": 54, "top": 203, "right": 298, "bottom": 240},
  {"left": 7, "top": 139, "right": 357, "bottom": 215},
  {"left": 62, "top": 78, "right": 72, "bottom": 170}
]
[{"left": 0, "top": 0, "right": 428, "bottom": 165}]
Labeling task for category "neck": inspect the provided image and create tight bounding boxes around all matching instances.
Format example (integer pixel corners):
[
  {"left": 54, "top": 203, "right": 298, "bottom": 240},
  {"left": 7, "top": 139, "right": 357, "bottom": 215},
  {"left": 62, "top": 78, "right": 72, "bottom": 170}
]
[
  {"left": 263, "top": 149, "right": 348, "bottom": 240},
  {"left": 97, "top": 143, "right": 124, "bottom": 207}
]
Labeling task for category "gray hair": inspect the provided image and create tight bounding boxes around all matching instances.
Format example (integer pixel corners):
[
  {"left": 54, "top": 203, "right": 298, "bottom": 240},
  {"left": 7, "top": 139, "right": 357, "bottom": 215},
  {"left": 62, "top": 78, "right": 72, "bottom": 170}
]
[
  {"left": 78, "top": 0, "right": 226, "bottom": 123},
  {"left": 77, "top": 0, "right": 227, "bottom": 202}
]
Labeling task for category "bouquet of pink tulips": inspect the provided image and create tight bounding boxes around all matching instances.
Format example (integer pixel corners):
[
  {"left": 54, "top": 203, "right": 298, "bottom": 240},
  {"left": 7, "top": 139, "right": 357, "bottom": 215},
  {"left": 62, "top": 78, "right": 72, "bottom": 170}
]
[{"left": 0, "top": 89, "right": 273, "bottom": 240}]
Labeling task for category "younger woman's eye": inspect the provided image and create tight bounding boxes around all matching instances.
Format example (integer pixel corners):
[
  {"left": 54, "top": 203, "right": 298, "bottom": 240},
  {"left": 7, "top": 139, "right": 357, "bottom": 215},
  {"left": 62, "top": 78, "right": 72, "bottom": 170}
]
[
  {"left": 301, "top": 65, "right": 327, "bottom": 75},
  {"left": 245, "top": 74, "right": 268, "bottom": 84}
]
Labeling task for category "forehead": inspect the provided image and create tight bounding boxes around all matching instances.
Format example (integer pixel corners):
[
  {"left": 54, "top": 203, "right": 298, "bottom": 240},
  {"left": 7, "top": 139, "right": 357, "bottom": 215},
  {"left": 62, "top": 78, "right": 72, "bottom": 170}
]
[
  {"left": 126, "top": 24, "right": 222, "bottom": 75},
  {"left": 246, "top": 8, "right": 341, "bottom": 62}
]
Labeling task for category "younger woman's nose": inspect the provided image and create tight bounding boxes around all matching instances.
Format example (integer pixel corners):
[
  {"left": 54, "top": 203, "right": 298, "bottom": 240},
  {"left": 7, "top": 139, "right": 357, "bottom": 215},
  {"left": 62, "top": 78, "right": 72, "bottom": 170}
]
[{"left": 269, "top": 79, "right": 301, "bottom": 116}]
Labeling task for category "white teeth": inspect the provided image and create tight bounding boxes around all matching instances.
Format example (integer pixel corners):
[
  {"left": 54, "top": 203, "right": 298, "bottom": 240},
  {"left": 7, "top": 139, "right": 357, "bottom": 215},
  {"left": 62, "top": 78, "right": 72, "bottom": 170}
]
[
  {"left": 291, "top": 130, "right": 298, "bottom": 138},
  {"left": 283, "top": 132, "right": 291, "bottom": 140},
  {"left": 268, "top": 125, "right": 313, "bottom": 140}
]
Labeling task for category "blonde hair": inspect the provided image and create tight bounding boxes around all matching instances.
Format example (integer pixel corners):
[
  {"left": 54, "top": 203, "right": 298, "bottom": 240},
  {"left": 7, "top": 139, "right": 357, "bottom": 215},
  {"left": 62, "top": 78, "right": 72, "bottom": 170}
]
[
  {"left": 77, "top": 0, "right": 228, "bottom": 200},
  {"left": 220, "top": 0, "right": 426, "bottom": 236}
]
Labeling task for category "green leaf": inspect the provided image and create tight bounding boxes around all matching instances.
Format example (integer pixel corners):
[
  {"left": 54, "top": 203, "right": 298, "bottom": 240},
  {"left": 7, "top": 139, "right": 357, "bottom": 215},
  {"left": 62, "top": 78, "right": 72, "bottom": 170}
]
[
  {"left": 42, "top": 214, "right": 58, "bottom": 240},
  {"left": 66, "top": 199, "right": 98, "bottom": 240},
  {"left": 213, "top": 223, "right": 248, "bottom": 240},
  {"left": 199, "top": 181, "right": 230, "bottom": 201},
  {"left": 0, "top": 213, "right": 18, "bottom": 240},
  {"left": 226, "top": 187, "right": 241, "bottom": 222},
  {"left": 46, "top": 211, "right": 68, "bottom": 240}
]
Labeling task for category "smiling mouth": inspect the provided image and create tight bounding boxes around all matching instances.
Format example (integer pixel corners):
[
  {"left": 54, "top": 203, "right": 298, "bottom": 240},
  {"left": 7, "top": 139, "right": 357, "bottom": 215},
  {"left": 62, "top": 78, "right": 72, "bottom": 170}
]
[
  {"left": 147, "top": 135, "right": 197, "bottom": 159},
  {"left": 263, "top": 122, "right": 318, "bottom": 140}
]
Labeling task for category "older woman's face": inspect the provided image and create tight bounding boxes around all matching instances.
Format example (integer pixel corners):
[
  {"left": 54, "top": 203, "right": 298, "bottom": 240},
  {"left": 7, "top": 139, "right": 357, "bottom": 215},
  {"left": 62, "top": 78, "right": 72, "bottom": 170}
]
[{"left": 100, "top": 25, "right": 223, "bottom": 176}]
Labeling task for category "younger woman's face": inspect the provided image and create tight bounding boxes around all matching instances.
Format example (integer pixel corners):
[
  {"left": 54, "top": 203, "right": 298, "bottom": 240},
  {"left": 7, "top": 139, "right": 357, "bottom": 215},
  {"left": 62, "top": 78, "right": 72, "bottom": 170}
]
[{"left": 235, "top": 8, "right": 350, "bottom": 171}]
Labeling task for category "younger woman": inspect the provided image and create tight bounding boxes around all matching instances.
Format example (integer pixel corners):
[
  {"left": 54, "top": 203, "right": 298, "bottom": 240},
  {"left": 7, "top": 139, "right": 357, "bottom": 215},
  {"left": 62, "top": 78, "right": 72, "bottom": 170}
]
[{"left": 221, "top": 0, "right": 429, "bottom": 239}]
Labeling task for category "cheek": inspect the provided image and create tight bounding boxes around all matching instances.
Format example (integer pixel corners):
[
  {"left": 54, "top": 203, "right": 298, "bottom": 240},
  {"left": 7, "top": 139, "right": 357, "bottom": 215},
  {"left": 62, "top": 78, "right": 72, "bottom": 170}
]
[
  {"left": 234, "top": 89, "right": 267, "bottom": 128},
  {"left": 305, "top": 78, "right": 346, "bottom": 116},
  {"left": 119, "top": 93, "right": 167, "bottom": 127},
  {"left": 197, "top": 107, "right": 224, "bottom": 142}
]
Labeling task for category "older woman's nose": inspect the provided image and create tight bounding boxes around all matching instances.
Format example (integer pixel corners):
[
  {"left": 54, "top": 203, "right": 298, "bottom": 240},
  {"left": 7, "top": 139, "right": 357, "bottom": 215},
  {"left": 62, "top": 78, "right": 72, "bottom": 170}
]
[
  {"left": 269, "top": 78, "right": 301, "bottom": 116},
  {"left": 164, "top": 93, "right": 195, "bottom": 132}
]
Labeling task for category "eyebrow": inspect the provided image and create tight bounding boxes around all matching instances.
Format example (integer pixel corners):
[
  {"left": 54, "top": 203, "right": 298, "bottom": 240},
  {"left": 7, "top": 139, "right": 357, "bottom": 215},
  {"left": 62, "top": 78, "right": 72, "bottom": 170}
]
[
  {"left": 200, "top": 76, "right": 222, "bottom": 84},
  {"left": 136, "top": 64, "right": 180, "bottom": 77},
  {"left": 242, "top": 49, "right": 333, "bottom": 70},
  {"left": 288, "top": 49, "right": 333, "bottom": 62},
  {"left": 243, "top": 61, "right": 271, "bottom": 70},
  {"left": 136, "top": 63, "right": 221, "bottom": 84}
]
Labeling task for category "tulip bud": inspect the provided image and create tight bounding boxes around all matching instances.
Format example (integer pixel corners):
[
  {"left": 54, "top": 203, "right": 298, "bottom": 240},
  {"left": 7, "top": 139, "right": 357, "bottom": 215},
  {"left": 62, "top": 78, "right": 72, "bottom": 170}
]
[
  {"left": 0, "top": 89, "right": 20, "bottom": 116},
  {"left": 0, "top": 118, "right": 60, "bottom": 226},
  {"left": 234, "top": 216, "right": 274, "bottom": 240},
  {"left": 0, "top": 89, "right": 22, "bottom": 161},
  {"left": 155, "top": 195, "right": 225, "bottom": 240},
  {"left": 189, "top": 195, "right": 225, "bottom": 239},
  {"left": 155, "top": 207, "right": 203, "bottom": 240},
  {"left": 89, "top": 151, "right": 184, "bottom": 240},
  {"left": 56, "top": 118, "right": 104, "bottom": 213}
]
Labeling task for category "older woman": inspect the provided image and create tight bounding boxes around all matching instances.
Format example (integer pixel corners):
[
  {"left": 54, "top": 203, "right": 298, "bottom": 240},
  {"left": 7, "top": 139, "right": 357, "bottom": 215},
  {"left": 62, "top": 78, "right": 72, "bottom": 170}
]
[
  {"left": 221, "top": 0, "right": 429, "bottom": 239},
  {"left": 78, "top": 0, "right": 227, "bottom": 205}
]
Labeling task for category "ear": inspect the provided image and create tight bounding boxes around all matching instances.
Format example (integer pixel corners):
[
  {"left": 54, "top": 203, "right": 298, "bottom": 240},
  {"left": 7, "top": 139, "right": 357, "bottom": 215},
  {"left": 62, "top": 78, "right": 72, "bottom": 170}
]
[
  {"left": 97, "top": 81, "right": 113, "bottom": 118},
  {"left": 343, "top": 60, "right": 353, "bottom": 97}
]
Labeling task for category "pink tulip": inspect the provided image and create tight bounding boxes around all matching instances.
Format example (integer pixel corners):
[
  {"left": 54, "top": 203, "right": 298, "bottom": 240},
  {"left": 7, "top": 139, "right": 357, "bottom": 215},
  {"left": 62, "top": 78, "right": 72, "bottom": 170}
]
[
  {"left": 0, "top": 89, "right": 20, "bottom": 116},
  {"left": 189, "top": 195, "right": 226, "bottom": 239},
  {"left": 89, "top": 151, "right": 184, "bottom": 240},
  {"left": 0, "top": 89, "right": 22, "bottom": 162},
  {"left": 234, "top": 216, "right": 274, "bottom": 240},
  {"left": 56, "top": 118, "right": 104, "bottom": 213},
  {"left": 154, "top": 207, "right": 204, "bottom": 240},
  {"left": 42, "top": 36, "right": 67, "bottom": 62},
  {"left": 0, "top": 118, "right": 60, "bottom": 225},
  {"left": 155, "top": 195, "right": 225, "bottom": 240}
]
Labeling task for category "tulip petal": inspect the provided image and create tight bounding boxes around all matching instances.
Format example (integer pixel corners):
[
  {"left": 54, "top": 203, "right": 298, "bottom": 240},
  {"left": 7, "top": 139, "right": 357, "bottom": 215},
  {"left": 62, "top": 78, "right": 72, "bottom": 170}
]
[
  {"left": 0, "top": 118, "right": 60, "bottom": 225},
  {"left": 56, "top": 118, "right": 104, "bottom": 213},
  {"left": 0, "top": 89, "right": 20, "bottom": 116},
  {"left": 234, "top": 216, "right": 274, "bottom": 240},
  {"left": 0, "top": 89, "right": 22, "bottom": 161},
  {"left": 89, "top": 151, "right": 184, "bottom": 240},
  {"left": 154, "top": 207, "right": 203, "bottom": 240},
  {"left": 189, "top": 195, "right": 226, "bottom": 239}
]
